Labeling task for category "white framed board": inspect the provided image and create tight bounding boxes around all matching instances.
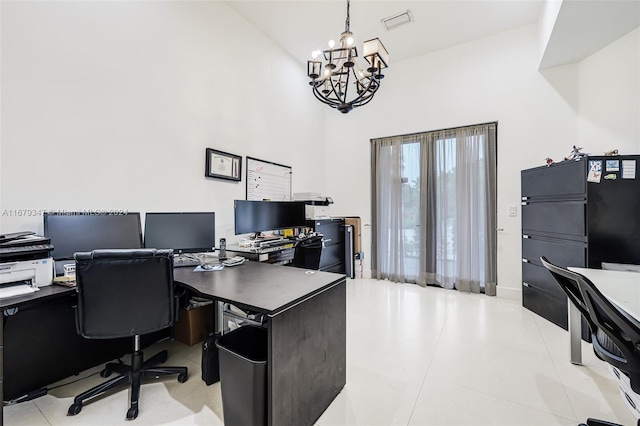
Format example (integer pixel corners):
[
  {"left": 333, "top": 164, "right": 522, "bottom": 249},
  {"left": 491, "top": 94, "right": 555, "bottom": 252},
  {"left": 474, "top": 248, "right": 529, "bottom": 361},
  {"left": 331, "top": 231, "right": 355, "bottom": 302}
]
[{"left": 246, "top": 157, "right": 292, "bottom": 201}]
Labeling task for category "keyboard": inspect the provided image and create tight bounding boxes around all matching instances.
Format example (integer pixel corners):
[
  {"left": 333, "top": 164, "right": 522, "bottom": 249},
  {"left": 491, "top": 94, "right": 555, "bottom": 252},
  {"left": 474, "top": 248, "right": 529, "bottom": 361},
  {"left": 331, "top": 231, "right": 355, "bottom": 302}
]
[{"left": 173, "top": 257, "right": 201, "bottom": 268}]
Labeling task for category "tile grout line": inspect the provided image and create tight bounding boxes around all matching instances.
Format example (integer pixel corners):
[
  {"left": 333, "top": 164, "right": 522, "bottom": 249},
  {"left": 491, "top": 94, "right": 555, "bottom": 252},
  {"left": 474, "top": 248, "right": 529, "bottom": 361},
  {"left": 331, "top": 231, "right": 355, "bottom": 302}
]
[
  {"left": 405, "top": 295, "right": 452, "bottom": 426},
  {"left": 531, "top": 315, "right": 580, "bottom": 423}
]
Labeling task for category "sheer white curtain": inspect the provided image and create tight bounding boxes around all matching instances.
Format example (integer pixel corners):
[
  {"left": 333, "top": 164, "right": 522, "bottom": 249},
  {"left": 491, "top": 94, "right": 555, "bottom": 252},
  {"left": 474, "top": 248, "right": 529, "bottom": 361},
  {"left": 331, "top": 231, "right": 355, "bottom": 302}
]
[
  {"left": 371, "top": 136, "right": 406, "bottom": 283},
  {"left": 372, "top": 123, "right": 497, "bottom": 294},
  {"left": 454, "top": 127, "right": 496, "bottom": 293}
]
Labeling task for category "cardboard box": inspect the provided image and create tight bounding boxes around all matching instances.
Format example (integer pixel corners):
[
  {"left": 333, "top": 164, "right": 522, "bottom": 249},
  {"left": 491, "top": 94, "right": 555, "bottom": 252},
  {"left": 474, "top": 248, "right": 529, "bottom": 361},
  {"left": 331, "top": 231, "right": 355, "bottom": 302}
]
[{"left": 174, "top": 304, "right": 213, "bottom": 346}]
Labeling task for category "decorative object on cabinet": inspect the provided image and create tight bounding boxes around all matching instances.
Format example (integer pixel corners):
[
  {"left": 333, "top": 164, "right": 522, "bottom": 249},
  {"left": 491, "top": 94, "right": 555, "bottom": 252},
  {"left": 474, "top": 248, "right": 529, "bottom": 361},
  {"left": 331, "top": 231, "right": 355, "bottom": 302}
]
[{"left": 564, "top": 145, "right": 588, "bottom": 161}]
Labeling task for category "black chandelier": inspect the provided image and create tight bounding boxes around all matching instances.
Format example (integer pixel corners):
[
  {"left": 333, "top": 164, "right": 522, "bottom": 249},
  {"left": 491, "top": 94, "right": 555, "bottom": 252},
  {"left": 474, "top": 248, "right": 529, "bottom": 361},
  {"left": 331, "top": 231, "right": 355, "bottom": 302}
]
[{"left": 307, "top": 0, "right": 389, "bottom": 114}]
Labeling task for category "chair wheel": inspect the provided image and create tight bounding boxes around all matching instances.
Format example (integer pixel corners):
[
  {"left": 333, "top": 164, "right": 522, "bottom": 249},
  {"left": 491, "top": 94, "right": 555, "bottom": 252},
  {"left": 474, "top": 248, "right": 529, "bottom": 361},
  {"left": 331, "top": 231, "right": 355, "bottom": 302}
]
[
  {"left": 68, "top": 403, "right": 82, "bottom": 416},
  {"left": 100, "top": 368, "right": 112, "bottom": 378},
  {"left": 126, "top": 406, "right": 138, "bottom": 420},
  {"left": 178, "top": 373, "right": 188, "bottom": 383}
]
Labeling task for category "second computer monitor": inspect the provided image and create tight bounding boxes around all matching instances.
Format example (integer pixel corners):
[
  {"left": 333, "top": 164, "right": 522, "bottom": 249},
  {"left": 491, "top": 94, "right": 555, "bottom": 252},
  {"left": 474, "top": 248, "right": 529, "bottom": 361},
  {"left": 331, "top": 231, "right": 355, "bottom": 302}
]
[
  {"left": 144, "top": 212, "right": 216, "bottom": 254},
  {"left": 234, "top": 200, "right": 306, "bottom": 235}
]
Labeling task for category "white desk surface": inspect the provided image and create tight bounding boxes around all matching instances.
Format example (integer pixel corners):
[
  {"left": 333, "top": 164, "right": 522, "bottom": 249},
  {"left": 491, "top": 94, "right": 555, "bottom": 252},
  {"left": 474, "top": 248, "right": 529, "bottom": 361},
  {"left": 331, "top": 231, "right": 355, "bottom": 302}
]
[{"left": 568, "top": 267, "right": 640, "bottom": 321}]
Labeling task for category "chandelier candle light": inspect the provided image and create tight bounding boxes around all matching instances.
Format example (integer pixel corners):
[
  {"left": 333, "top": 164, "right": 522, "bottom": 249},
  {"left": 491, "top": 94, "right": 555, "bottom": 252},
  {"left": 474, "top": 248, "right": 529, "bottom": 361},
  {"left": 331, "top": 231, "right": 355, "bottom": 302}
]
[{"left": 307, "top": 0, "right": 389, "bottom": 114}]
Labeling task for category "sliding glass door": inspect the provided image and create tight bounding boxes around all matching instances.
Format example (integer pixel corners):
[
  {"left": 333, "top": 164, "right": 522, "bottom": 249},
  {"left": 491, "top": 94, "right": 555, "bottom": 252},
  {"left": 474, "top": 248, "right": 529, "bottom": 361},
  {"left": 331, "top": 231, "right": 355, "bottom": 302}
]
[
  {"left": 371, "top": 123, "right": 497, "bottom": 293},
  {"left": 401, "top": 142, "right": 421, "bottom": 281}
]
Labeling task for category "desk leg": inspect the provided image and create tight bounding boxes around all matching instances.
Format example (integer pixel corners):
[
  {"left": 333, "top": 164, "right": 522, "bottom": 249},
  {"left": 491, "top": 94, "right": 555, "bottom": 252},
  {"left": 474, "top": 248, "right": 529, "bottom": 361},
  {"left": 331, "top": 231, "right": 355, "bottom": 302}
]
[
  {"left": 569, "top": 300, "right": 582, "bottom": 365},
  {"left": 215, "top": 301, "right": 224, "bottom": 334},
  {"left": 268, "top": 279, "right": 346, "bottom": 426}
]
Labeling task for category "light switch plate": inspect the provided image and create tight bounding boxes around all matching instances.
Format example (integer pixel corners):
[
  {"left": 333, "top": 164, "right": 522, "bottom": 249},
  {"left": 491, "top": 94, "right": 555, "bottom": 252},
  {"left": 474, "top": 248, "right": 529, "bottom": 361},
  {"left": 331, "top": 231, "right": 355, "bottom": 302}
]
[{"left": 508, "top": 206, "right": 518, "bottom": 217}]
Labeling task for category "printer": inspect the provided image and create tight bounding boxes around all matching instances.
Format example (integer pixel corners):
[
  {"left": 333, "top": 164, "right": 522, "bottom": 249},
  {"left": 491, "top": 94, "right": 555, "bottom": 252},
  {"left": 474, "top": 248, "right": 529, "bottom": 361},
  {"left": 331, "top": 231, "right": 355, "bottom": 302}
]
[
  {"left": 0, "top": 231, "right": 54, "bottom": 290},
  {"left": 293, "top": 193, "right": 334, "bottom": 220}
]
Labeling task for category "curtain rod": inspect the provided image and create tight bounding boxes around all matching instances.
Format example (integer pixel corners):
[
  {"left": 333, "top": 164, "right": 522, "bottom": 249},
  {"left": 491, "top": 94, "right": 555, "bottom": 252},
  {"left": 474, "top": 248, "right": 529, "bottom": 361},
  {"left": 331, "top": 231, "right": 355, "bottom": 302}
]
[{"left": 370, "top": 121, "right": 498, "bottom": 142}]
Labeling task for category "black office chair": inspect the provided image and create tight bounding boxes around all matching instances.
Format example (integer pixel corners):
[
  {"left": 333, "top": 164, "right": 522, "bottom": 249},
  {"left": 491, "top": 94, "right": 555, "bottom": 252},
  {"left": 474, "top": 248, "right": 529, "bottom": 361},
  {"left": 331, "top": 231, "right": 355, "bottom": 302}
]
[
  {"left": 541, "top": 257, "right": 631, "bottom": 426},
  {"left": 576, "top": 270, "right": 640, "bottom": 395},
  {"left": 540, "top": 257, "right": 596, "bottom": 332},
  {"left": 292, "top": 235, "right": 324, "bottom": 270},
  {"left": 68, "top": 249, "right": 188, "bottom": 420}
]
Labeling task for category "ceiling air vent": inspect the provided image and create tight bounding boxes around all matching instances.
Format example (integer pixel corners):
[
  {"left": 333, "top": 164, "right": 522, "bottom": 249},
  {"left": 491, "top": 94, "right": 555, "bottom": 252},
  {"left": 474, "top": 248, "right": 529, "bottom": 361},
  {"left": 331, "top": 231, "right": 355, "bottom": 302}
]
[{"left": 381, "top": 10, "right": 413, "bottom": 31}]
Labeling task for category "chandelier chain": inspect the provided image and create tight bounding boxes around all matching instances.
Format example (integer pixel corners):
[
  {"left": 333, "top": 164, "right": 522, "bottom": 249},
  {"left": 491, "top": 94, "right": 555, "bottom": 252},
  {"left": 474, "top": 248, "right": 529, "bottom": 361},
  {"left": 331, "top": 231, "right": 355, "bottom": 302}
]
[{"left": 344, "top": 0, "right": 350, "bottom": 33}]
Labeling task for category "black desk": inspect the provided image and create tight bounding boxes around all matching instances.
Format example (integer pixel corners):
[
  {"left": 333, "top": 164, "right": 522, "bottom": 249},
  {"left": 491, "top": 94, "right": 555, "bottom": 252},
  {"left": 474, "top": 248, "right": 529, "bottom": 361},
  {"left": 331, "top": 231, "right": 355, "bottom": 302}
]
[
  {"left": 1, "top": 285, "right": 167, "bottom": 407},
  {"left": 174, "top": 261, "right": 346, "bottom": 426}
]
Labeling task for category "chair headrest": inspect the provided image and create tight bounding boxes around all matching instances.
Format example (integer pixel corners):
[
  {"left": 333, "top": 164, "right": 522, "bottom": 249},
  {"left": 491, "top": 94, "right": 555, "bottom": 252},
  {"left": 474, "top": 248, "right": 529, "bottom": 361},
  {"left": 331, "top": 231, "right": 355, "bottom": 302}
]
[{"left": 74, "top": 249, "right": 174, "bottom": 261}]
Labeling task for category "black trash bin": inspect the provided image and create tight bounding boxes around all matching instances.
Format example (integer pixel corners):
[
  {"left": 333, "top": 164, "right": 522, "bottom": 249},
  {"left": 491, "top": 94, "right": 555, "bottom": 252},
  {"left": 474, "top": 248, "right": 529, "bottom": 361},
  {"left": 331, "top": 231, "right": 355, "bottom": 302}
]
[
  {"left": 292, "top": 235, "right": 323, "bottom": 270},
  {"left": 215, "top": 325, "right": 268, "bottom": 426}
]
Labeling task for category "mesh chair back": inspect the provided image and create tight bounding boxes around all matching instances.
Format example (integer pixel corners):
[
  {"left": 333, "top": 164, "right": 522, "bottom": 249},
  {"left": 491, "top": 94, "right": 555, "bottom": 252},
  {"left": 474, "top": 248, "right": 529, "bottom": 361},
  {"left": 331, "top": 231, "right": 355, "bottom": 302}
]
[
  {"left": 577, "top": 274, "right": 640, "bottom": 392},
  {"left": 74, "top": 249, "right": 175, "bottom": 339},
  {"left": 540, "top": 256, "right": 596, "bottom": 332}
]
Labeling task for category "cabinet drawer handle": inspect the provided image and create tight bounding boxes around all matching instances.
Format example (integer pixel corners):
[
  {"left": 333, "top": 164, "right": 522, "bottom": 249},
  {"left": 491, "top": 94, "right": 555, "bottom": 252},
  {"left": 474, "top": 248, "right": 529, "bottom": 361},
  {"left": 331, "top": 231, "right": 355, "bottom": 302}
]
[
  {"left": 523, "top": 282, "right": 530, "bottom": 287},
  {"left": 522, "top": 259, "right": 529, "bottom": 263},
  {"left": 521, "top": 196, "right": 528, "bottom": 201},
  {"left": 523, "top": 235, "right": 530, "bottom": 239},
  {"left": 521, "top": 202, "right": 528, "bottom": 206}
]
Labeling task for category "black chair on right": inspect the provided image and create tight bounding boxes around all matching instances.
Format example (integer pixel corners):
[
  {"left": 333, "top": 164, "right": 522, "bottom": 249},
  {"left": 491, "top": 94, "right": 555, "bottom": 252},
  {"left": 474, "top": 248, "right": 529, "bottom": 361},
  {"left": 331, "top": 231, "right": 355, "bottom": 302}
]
[
  {"left": 540, "top": 256, "right": 596, "bottom": 332},
  {"left": 577, "top": 271, "right": 640, "bottom": 394},
  {"left": 291, "top": 235, "right": 323, "bottom": 270},
  {"left": 541, "top": 257, "right": 636, "bottom": 426}
]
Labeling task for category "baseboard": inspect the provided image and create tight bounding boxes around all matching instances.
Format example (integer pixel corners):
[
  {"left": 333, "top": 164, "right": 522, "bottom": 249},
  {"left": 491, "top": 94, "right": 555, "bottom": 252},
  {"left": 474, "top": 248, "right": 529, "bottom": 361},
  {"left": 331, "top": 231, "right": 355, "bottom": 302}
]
[{"left": 497, "top": 286, "right": 521, "bottom": 300}]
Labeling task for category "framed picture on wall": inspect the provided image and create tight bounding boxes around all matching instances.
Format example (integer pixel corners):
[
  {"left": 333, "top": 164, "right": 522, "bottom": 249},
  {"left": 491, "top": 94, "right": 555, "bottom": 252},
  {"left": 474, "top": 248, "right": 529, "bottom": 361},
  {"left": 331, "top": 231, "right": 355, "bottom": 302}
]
[{"left": 205, "top": 148, "right": 242, "bottom": 181}]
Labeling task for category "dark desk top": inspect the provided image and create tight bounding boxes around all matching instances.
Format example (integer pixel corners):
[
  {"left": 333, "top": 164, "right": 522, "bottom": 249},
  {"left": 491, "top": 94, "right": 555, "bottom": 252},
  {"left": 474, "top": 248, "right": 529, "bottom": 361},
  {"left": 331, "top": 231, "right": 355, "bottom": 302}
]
[
  {"left": 173, "top": 261, "right": 345, "bottom": 315},
  {"left": 0, "top": 284, "right": 74, "bottom": 310}
]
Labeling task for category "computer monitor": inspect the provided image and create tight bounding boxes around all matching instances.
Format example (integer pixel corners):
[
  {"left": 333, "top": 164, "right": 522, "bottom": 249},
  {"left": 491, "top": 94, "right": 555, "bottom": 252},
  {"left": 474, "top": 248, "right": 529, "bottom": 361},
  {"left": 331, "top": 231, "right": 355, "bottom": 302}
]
[
  {"left": 144, "top": 212, "right": 216, "bottom": 254},
  {"left": 43, "top": 212, "right": 143, "bottom": 261},
  {"left": 234, "top": 200, "right": 306, "bottom": 236}
]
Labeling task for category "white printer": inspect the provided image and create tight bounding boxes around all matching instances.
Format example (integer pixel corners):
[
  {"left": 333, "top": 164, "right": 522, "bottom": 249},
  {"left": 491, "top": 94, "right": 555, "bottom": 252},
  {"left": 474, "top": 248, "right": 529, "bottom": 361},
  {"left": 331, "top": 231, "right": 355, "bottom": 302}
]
[
  {"left": 293, "top": 193, "right": 334, "bottom": 220},
  {"left": 0, "top": 258, "right": 54, "bottom": 287},
  {"left": 0, "top": 232, "right": 55, "bottom": 297}
]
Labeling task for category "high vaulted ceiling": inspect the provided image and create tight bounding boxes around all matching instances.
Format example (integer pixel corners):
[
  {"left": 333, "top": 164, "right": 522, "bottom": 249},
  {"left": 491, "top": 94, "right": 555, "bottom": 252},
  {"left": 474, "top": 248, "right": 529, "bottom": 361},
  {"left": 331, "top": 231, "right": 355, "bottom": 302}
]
[{"left": 225, "top": 0, "right": 545, "bottom": 66}]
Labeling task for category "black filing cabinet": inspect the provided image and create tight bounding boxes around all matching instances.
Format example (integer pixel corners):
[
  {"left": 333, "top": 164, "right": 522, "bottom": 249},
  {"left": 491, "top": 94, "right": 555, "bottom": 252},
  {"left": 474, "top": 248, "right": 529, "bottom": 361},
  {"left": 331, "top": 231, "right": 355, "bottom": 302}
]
[
  {"left": 307, "top": 219, "right": 347, "bottom": 274},
  {"left": 521, "top": 156, "right": 640, "bottom": 335}
]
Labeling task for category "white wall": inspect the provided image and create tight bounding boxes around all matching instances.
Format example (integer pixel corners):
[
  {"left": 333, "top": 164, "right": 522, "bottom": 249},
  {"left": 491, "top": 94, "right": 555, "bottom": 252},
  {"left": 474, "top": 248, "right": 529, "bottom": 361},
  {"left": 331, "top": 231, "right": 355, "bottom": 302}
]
[
  {"left": 0, "top": 1, "right": 326, "bottom": 241},
  {"left": 578, "top": 28, "right": 640, "bottom": 153},
  {"left": 324, "top": 22, "right": 639, "bottom": 299}
]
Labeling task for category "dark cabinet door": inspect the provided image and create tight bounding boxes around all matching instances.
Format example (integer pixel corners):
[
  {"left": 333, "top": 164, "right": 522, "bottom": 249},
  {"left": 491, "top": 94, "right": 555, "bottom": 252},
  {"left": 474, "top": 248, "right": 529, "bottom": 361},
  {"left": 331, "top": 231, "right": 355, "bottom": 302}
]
[
  {"left": 522, "top": 283, "right": 568, "bottom": 329},
  {"left": 522, "top": 201, "right": 586, "bottom": 238},
  {"left": 320, "top": 244, "right": 345, "bottom": 271},
  {"left": 521, "top": 237, "right": 586, "bottom": 269},
  {"left": 309, "top": 219, "right": 345, "bottom": 246},
  {"left": 307, "top": 219, "right": 346, "bottom": 274},
  {"left": 522, "top": 261, "right": 567, "bottom": 301},
  {"left": 521, "top": 161, "right": 586, "bottom": 199}
]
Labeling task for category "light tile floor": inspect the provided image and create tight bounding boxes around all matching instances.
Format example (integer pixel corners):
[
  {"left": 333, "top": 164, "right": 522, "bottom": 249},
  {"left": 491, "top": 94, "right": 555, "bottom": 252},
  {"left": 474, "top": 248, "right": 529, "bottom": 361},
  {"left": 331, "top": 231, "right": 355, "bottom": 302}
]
[{"left": 5, "top": 278, "right": 637, "bottom": 425}]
